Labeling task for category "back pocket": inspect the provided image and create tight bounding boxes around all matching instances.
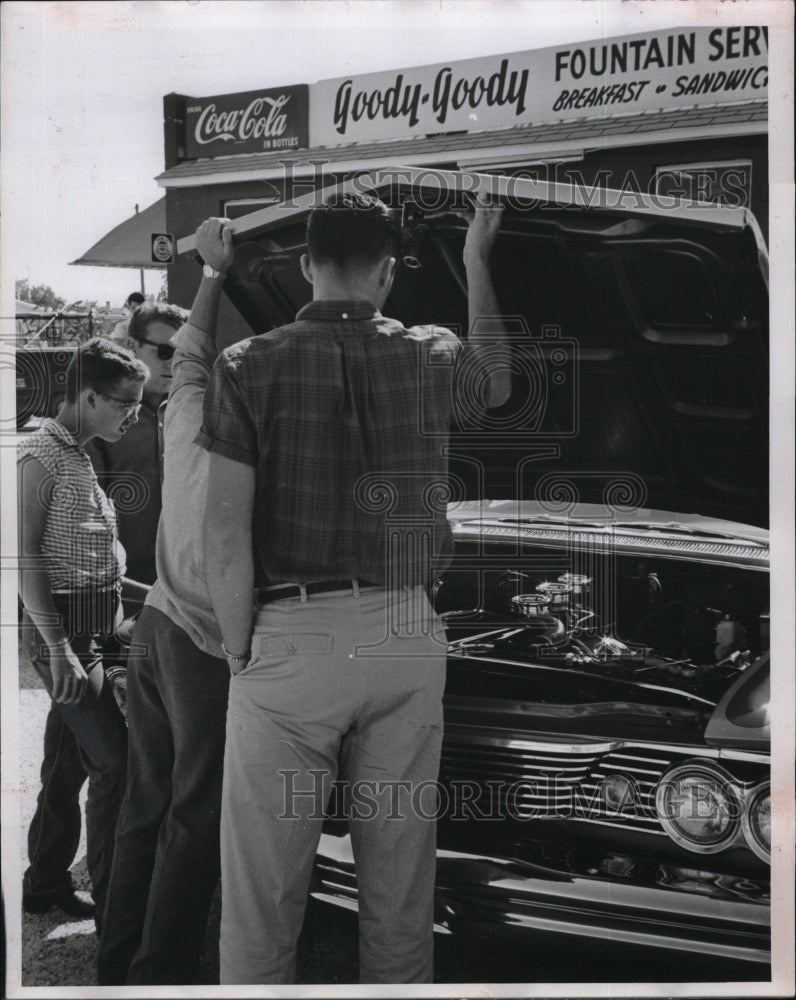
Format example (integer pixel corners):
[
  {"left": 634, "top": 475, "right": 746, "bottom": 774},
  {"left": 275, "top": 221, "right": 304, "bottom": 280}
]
[{"left": 256, "top": 630, "right": 333, "bottom": 658}]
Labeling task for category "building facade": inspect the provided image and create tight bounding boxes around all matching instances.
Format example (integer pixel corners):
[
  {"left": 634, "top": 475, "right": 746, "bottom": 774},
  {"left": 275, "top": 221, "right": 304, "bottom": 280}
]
[{"left": 156, "top": 26, "right": 768, "bottom": 349}]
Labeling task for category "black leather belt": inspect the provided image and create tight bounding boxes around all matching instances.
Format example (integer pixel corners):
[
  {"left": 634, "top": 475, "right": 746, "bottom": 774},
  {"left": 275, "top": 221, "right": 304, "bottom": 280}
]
[{"left": 256, "top": 578, "right": 378, "bottom": 606}]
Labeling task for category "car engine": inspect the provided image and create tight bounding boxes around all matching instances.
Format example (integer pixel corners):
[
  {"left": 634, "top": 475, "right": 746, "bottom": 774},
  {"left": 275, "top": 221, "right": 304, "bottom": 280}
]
[{"left": 435, "top": 552, "right": 769, "bottom": 708}]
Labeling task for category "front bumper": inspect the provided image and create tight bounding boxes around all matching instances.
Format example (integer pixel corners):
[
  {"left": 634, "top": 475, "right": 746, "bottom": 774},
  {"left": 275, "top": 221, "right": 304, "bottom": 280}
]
[{"left": 312, "top": 830, "right": 770, "bottom": 965}]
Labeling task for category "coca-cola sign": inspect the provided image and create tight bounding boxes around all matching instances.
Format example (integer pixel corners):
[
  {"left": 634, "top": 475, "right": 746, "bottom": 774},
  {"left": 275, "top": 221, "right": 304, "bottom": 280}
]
[{"left": 184, "top": 85, "right": 308, "bottom": 159}]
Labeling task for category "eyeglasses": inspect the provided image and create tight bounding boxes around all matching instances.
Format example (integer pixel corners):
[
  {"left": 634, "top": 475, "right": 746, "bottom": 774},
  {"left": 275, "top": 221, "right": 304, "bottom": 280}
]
[
  {"left": 137, "top": 337, "right": 176, "bottom": 361},
  {"left": 97, "top": 392, "right": 142, "bottom": 417}
]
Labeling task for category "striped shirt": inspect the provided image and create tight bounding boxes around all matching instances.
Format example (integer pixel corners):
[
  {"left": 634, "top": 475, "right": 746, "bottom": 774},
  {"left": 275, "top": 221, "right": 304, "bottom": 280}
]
[
  {"left": 196, "top": 299, "right": 461, "bottom": 588},
  {"left": 18, "top": 419, "right": 125, "bottom": 592}
]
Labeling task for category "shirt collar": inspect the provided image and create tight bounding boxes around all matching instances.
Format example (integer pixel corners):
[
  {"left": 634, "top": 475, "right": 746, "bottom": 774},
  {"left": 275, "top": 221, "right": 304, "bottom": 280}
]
[
  {"left": 296, "top": 300, "right": 381, "bottom": 323},
  {"left": 42, "top": 418, "right": 82, "bottom": 450}
]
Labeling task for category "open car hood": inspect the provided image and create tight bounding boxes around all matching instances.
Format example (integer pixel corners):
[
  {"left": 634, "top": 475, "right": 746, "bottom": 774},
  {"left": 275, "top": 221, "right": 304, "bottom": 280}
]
[
  {"left": 179, "top": 166, "right": 769, "bottom": 528},
  {"left": 447, "top": 499, "right": 769, "bottom": 572}
]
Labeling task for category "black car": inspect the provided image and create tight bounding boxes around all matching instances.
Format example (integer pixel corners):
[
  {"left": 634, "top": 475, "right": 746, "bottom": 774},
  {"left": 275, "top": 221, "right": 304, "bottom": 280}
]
[{"left": 179, "top": 166, "right": 771, "bottom": 970}]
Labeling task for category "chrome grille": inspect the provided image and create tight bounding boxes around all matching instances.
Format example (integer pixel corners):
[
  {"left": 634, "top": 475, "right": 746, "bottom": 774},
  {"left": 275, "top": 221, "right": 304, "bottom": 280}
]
[
  {"left": 440, "top": 733, "right": 754, "bottom": 835},
  {"left": 441, "top": 738, "right": 606, "bottom": 818},
  {"left": 579, "top": 749, "right": 672, "bottom": 832}
]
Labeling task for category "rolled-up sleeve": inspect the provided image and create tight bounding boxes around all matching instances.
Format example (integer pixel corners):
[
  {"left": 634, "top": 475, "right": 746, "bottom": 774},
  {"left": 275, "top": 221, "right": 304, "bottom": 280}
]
[
  {"left": 165, "top": 323, "right": 219, "bottom": 451},
  {"left": 195, "top": 351, "right": 259, "bottom": 466},
  {"left": 169, "top": 323, "right": 217, "bottom": 399}
]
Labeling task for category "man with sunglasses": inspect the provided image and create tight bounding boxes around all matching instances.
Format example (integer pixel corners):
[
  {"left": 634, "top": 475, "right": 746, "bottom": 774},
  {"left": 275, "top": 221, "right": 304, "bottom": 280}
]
[{"left": 88, "top": 303, "right": 185, "bottom": 585}]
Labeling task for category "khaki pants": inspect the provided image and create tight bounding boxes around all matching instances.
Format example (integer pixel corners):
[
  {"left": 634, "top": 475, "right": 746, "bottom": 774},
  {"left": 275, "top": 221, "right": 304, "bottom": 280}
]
[{"left": 220, "top": 585, "right": 447, "bottom": 985}]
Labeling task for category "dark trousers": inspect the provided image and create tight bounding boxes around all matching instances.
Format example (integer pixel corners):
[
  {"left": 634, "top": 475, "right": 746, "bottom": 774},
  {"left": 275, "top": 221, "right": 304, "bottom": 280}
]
[
  {"left": 97, "top": 606, "right": 229, "bottom": 986},
  {"left": 22, "top": 592, "right": 128, "bottom": 924}
]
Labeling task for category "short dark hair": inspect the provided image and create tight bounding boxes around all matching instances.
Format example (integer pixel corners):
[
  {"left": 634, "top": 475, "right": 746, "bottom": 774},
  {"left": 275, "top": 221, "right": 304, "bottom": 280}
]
[
  {"left": 65, "top": 338, "right": 149, "bottom": 403},
  {"left": 125, "top": 292, "right": 145, "bottom": 308},
  {"left": 128, "top": 302, "right": 186, "bottom": 344},
  {"left": 306, "top": 192, "right": 403, "bottom": 268}
]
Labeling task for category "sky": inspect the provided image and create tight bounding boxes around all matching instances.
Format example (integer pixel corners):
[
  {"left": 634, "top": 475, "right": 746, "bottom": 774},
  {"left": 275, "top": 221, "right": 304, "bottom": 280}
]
[{"left": 0, "top": 0, "right": 788, "bottom": 309}]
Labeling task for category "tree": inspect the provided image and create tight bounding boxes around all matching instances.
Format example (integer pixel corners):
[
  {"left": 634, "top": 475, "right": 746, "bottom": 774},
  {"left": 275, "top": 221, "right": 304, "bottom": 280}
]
[{"left": 16, "top": 279, "right": 66, "bottom": 311}]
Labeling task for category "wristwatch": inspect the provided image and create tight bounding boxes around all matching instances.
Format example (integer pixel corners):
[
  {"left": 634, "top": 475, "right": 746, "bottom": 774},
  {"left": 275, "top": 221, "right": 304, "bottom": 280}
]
[{"left": 202, "top": 263, "right": 225, "bottom": 280}]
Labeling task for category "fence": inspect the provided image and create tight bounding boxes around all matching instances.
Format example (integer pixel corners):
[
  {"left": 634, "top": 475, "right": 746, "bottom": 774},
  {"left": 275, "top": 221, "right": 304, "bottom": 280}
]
[{"left": 15, "top": 310, "right": 120, "bottom": 348}]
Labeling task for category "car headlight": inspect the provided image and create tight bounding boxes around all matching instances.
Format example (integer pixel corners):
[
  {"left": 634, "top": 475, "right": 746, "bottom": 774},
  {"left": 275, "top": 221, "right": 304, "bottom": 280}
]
[
  {"left": 742, "top": 782, "right": 771, "bottom": 863},
  {"left": 655, "top": 763, "right": 741, "bottom": 854}
]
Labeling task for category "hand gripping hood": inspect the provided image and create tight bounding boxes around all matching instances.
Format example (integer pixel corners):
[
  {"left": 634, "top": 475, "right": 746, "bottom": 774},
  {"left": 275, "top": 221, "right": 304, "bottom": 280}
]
[{"left": 178, "top": 166, "right": 770, "bottom": 528}]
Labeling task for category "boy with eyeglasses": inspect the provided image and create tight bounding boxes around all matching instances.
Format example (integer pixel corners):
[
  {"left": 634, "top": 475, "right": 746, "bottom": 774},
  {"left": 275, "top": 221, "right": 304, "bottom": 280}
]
[
  {"left": 88, "top": 303, "right": 186, "bottom": 585},
  {"left": 18, "top": 338, "right": 148, "bottom": 925}
]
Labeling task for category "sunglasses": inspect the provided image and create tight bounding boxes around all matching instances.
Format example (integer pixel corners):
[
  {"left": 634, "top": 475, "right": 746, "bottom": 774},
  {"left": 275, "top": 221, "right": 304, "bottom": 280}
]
[
  {"left": 138, "top": 337, "right": 176, "bottom": 361},
  {"left": 97, "top": 392, "right": 142, "bottom": 417}
]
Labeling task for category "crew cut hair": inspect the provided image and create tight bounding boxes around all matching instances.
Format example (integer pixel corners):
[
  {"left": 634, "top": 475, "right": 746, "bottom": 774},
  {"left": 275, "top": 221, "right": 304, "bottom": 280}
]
[
  {"left": 306, "top": 192, "right": 403, "bottom": 268},
  {"left": 128, "top": 302, "right": 187, "bottom": 343},
  {"left": 65, "top": 338, "right": 149, "bottom": 404}
]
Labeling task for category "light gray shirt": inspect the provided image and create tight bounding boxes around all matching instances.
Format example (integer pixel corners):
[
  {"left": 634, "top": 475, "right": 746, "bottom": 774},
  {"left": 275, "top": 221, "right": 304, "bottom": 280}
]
[{"left": 145, "top": 321, "right": 225, "bottom": 658}]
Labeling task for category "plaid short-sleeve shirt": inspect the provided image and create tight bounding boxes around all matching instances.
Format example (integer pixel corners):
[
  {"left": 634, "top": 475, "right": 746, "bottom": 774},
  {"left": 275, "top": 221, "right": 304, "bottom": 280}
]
[
  {"left": 196, "top": 300, "right": 461, "bottom": 588},
  {"left": 18, "top": 419, "right": 125, "bottom": 592}
]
